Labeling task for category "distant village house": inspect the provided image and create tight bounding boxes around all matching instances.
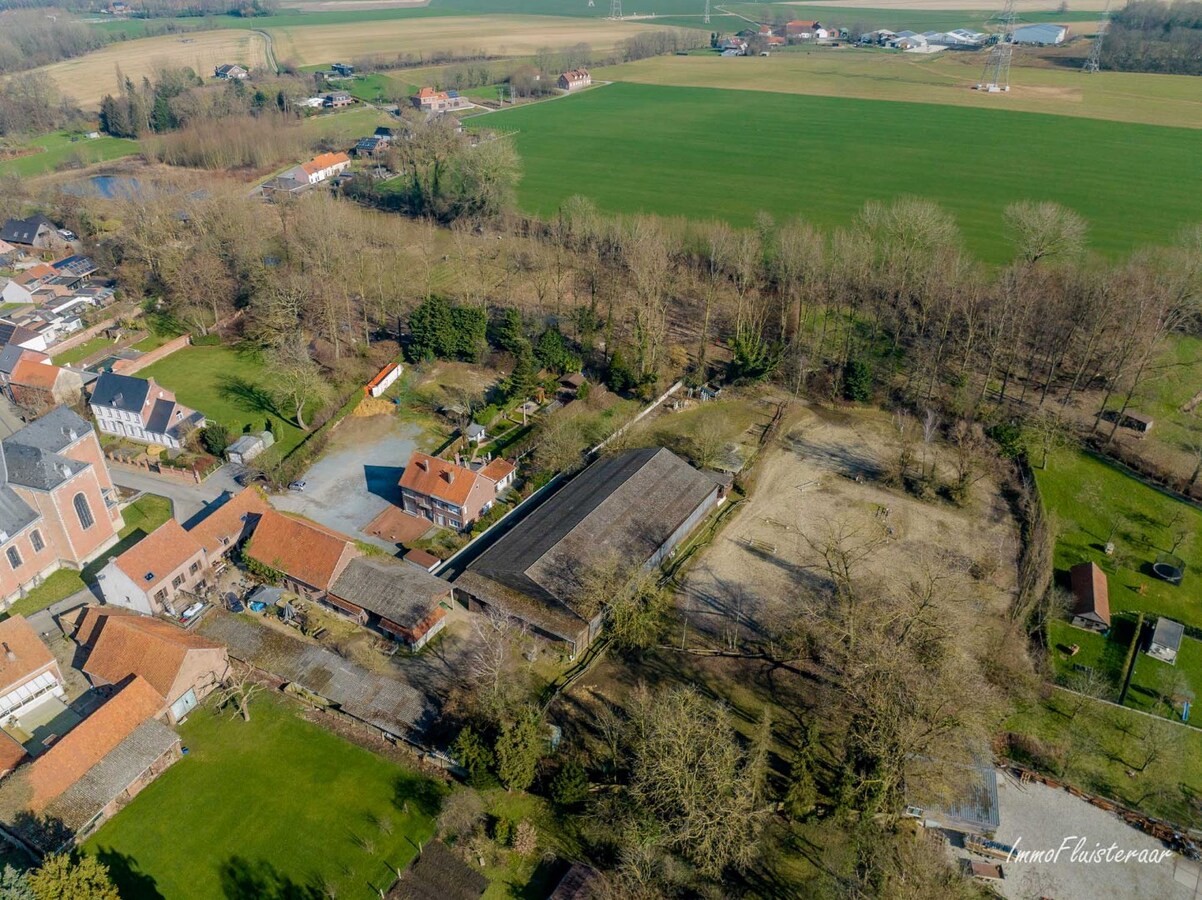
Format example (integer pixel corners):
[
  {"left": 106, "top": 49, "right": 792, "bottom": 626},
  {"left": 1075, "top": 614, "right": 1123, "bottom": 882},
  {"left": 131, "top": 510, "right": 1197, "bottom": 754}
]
[{"left": 557, "top": 69, "right": 592, "bottom": 91}]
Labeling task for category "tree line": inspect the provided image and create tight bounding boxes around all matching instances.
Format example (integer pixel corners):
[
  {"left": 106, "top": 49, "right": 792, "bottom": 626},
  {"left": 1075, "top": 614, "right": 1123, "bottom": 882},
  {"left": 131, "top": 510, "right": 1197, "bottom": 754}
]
[{"left": 1103, "top": 0, "right": 1202, "bottom": 74}]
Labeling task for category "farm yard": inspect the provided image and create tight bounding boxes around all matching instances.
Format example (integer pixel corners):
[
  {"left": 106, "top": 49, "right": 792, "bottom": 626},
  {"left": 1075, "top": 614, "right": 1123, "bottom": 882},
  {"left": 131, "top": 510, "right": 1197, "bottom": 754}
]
[
  {"left": 84, "top": 695, "right": 443, "bottom": 900},
  {"left": 598, "top": 50, "right": 1202, "bottom": 129},
  {"left": 474, "top": 82, "right": 1202, "bottom": 260}
]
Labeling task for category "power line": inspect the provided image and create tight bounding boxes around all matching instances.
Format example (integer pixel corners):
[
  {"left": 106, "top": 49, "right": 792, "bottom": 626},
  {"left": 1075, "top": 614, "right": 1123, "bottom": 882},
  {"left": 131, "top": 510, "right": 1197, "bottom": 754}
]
[
  {"left": 609, "top": 0, "right": 622, "bottom": 18},
  {"left": 704, "top": 0, "right": 710, "bottom": 24}
]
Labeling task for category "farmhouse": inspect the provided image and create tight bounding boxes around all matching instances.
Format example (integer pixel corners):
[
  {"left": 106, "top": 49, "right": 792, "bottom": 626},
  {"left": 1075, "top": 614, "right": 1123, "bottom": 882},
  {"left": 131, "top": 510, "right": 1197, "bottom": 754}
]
[
  {"left": 186, "top": 486, "right": 269, "bottom": 561},
  {"left": 0, "top": 674, "right": 180, "bottom": 850},
  {"left": 323, "top": 91, "right": 354, "bottom": 108},
  {"left": 0, "top": 407, "right": 124, "bottom": 608},
  {"left": 1147, "top": 616, "right": 1184, "bottom": 665},
  {"left": 96, "top": 519, "right": 208, "bottom": 617},
  {"left": 786, "top": 20, "right": 828, "bottom": 40},
  {"left": 327, "top": 556, "right": 453, "bottom": 649},
  {"left": 557, "top": 69, "right": 592, "bottom": 91},
  {"left": 1012, "top": 23, "right": 1068, "bottom": 45},
  {"left": 242, "top": 509, "right": 358, "bottom": 598},
  {"left": 411, "top": 87, "right": 473, "bottom": 113},
  {"left": 398, "top": 452, "right": 512, "bottom": 530},
  {"left": 331, "top": 62, "right": 355, "bottom": 77},
  {"left": 0, "top": 216, "right": 59, "bottom": 251},
  {"left": 1069, "top": 561, "right": 1111, "bottom": 632},
  {"left": 454, "top": 448, "right": 723, "bottom": 655},
  {"left": 90, "top": 372, "right": 204, "bottom": 449},
  {"left": 271, "top": 151, "right": 353, "bottom": 194},
  {"left": 214, "top": 64, "right": 248, "bottom": 79},
  {"left": 76, "top": 608, "right": 228, "bottom": 722}
]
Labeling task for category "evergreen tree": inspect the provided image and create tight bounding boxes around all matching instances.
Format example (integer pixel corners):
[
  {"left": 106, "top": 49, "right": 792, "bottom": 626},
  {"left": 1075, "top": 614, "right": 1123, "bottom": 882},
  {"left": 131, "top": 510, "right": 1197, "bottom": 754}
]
[
  {"left": 504, "top": 348, "right": 539, "bottom": 402},
  {"left": 489, "top": 308, "right": 527, "bottom": 355},
  {"left": 150, "top": 93, "right": 176, "bottom": 133},
  {"left": 449, "top": 305, "right": 487, "bottom": 360},
  {"left": 452, "top": 725, "right": 494, "bottom": 787},
  {"left": 843, "top": 357, "right": 873, "bottom": 402},
  {"left": 406, "top": 295, "right": 454, "bottom": 362},
  {"left": 549, "top": 757, "right": 589, "bottom": 807},
  {"left": 534, "top": 326, "right": 580, "bottom": 374},
  {"left": 495, "top": 710, "right": 543, "bottom": 792},
  {"left": 606, "top": 349, "right": 637, "bottom": 393},
  {"left": 0, "top": 865, "right": 33, "bottom": 900}
]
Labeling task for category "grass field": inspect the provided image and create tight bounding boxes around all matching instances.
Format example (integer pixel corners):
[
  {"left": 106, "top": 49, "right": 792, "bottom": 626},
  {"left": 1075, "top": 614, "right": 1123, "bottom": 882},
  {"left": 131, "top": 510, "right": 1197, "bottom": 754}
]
[
  {"left": 34, "top": 30, "right": 269, "bottom": 108},
  {"left": 85, "top": 695, "right": 443, "bottom": 900},
  {"left": 598, "top": 49, "right": 1202, "bottom": 129},
  {"left": 1, "top": 494, "right": 172, "bottom": 620},
  {"left": 51, "top": 335, "right": 117, "bottom": 366},
  {"left": 267, "top": 14, "right": 681, "bottom": 64},
  {"left": 137, "top": 346, "right": 314, "bottom": 456},
  {"left": 472, "top": 82, "right": 1202, "bottom": 260},
  {"left": 0, "top": 132, "right": 139, "bottom": 178},
  {"left": 1037, "top": 448, "right": 1202, "bottom": 724}
]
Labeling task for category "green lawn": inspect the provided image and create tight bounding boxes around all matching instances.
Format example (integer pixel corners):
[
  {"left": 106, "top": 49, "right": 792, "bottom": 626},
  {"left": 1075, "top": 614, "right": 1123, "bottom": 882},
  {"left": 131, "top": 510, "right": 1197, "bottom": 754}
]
[
  {"left": 137, "top": 346, "right": 313, "bottom": 456},
  {"left": 1006, "top": 692, "right": 1202, "bottom": 827},
  {"left": 1, "top": 494, "right": 172, "bottom": 620},
  {"left": 0, "top": 131, "right": 139, "bottom": 178},
  {"left": 469, "top": 82, "right": 1202, "bottom": 261},
  {"left": 86, "top": 695, "right": 444, "bottom": 900},
  {"left": 51, "top": 335, "right": 116, "bottom": 366}
]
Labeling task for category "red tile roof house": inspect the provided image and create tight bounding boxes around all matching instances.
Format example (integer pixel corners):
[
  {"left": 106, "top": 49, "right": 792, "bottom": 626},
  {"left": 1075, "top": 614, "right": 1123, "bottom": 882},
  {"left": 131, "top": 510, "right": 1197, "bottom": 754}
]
[
  {"left": 1069, "top": 561, "right": 1111, "bottom": 633},
  {"left": 556, "top": 68, "right": 592, "bottom": 91},
  {"left": 0, "top": 407, "right": 125, "bottom": 610},
  {"left": 411, "top": 87, "right": 473, "bottom": 112},
  {"left": 76, "top": 608, "right": 228, "bottom": 723},
  {"left": 242, "top": 509, "right": 359, "bottom": 600},
  {"left": 0, "top": 674, "right": 180, "bottom": 851},
  {"left": 95, "top": 519, "right": 209, "bottom": 617},
  {"left": 398, "top": 452, "right": 513, "bottom": 531},
  {"left": 328, "top": 556, "right": 453, "bottom": 649},
  {"left": 0, "top": 615, "right": 66, "bottom": 731},
  {"left": 187, "top": 486, "right": 270, "bottom": 563},
  {"left": 8, "top": 355, "right": 84, "bottom": 414}
]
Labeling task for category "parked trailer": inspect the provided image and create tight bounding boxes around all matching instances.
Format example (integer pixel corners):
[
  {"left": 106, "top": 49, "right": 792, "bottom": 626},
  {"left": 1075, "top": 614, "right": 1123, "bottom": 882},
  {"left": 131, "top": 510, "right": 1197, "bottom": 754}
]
[{"left": 965, "top": 836, "right": 1014, "bottom": 861}]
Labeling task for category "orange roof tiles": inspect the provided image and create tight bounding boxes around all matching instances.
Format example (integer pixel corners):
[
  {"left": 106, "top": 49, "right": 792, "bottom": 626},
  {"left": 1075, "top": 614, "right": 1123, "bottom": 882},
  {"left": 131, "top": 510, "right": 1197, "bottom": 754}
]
[
  {"left": 245, "top": 510, "right": 358, "bottom": 591},
  {"left": 300, "top": 152, "right": 350, "bottom": 176},
  {"left": 399, "top": 453, "right": 483, "bottom": 506},
  {"left": 187, "top": 487, "right": 270, "bottom": 557},
  {"left": 9, "top": 356, "right": 60, "bottom": 390},
  {"left": 13, "top": 265, "right": 55, "bottom": 286},
  {"left": 480, "top": 458, "right": 515, "bottom": 483},
  {"left": 26, "top": 675, "right": 162, "bottom": 810},
  {"left": 112, "top": 520, "right": 205, "bottom": 591},
  {"left": 1070, "top": 561, "right": 1111, "bottom": 627},
  {"left": 0, "top": 733, "right": 26, "bottom": 777},
  {"left": 74, "top": 605, "right": 140, "bottom": 648},
  {"left": 0, "top": 616, "right": 57, "bottom": 695},
  {"left": 83, "top": 613, "right": 224, "bottom": 701}
]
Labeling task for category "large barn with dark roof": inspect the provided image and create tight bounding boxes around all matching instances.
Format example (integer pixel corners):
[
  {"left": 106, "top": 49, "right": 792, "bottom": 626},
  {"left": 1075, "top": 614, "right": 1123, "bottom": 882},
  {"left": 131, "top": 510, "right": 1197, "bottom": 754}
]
[{"left": 453, "top": 447, "right": 724, "bottom": 654}]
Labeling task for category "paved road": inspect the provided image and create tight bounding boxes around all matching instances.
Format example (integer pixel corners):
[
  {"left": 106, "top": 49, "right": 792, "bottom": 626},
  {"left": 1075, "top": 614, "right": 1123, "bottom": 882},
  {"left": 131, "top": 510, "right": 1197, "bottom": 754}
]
[{"left": 111, "top": 465, "right": 241, "bottom": 524}]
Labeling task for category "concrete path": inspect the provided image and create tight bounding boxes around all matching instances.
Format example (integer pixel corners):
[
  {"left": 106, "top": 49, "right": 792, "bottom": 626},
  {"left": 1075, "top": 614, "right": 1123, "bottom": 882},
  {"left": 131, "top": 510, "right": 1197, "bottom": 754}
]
[{"left": 110, "top": 465, "right": 241, "bottom": 524}]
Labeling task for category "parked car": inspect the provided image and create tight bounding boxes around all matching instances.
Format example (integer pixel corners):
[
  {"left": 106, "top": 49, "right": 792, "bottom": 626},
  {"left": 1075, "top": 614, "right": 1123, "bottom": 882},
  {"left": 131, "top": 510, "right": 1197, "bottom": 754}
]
[
  {"left": 288, "top": 480, "right": 307, "bottom": 492},
  {"left": 58, "top": 229, "right": 76, "bottom": 241},
  {"left": 236, "top": 470, "right": 268, "bottom": 487}
]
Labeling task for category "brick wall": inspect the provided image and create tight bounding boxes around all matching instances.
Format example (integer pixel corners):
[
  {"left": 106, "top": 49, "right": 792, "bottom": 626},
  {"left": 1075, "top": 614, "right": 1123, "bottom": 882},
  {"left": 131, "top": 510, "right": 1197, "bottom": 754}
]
[
  {"left": 112, "top": 334, "right": 191, "bottom": 376},
  {"left": 49, "top": 315, "right": 121, "bottom": 355}
]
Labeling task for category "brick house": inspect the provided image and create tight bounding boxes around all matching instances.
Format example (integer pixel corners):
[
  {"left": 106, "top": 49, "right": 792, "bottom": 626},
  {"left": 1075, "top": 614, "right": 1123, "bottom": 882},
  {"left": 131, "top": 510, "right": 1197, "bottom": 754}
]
[
  {"left": 96, "top": 520, "right": 208, "bottom": 616},
  {"left": 0, "top": 407, "right": 124, "bottom": 609},
  {"left": 8, "top": 355, "right": 84, "bottom": 414},
  {"left": 398, "top": 452, "right": 512, "bottom": 530},
  {"left": 242, "top": 509, "right": 358, "bottom": 599},
  {"left": 557, "top": 69, "right": 591, "bottom": 91},
  {"left": 214, "top": 63, "right": 248, "bottom": 79},
  {"left": 411, "top": 87, "right": 473, "bottom": 113},
  {"left": 0, "top": 615, "right": 65, "bottom": 726},
  {"left": 186, "top": 486, "right": 269, "bottom": 563},
  {"left": 89, "top": 372, "right": 205, "bottom": 449},
  {"left": 76, "top": 608, "right": 229, "bottom": 723},
  {"left": 0, "top": 216, "right": 59, "bottom": 251}
]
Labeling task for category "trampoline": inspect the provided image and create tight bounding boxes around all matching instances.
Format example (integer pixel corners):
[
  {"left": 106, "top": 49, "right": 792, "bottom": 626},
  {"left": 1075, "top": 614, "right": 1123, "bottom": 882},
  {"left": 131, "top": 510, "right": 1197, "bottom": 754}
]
[{"left": 1153, "top": 553, "right": 1185, "bottom": 585}]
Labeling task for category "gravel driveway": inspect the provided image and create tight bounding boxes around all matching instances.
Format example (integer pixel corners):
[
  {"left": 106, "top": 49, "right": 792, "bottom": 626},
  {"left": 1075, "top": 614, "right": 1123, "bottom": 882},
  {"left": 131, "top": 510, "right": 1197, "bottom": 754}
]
[{"left": 272, "top": 414, "right": 424, "bottom": 550}]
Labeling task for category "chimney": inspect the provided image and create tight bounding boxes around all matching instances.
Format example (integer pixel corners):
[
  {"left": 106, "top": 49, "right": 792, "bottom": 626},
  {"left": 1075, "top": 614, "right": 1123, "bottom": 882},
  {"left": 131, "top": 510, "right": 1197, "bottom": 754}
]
[
  {"left": 2, "top": 643, "right": 13, "bottom": 663},
  {"left": 442, "top": 470, "right": 454, "bottom": 484},
  {"left": 417, "top": 458, "right": 429, "bottom": 472}
]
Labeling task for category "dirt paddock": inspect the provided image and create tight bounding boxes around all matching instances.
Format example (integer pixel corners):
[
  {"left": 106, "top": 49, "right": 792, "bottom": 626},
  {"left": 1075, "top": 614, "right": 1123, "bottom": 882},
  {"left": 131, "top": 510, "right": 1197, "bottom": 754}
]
[{"left": 678, "top": 402, "right": 1020, "bottom": 647}]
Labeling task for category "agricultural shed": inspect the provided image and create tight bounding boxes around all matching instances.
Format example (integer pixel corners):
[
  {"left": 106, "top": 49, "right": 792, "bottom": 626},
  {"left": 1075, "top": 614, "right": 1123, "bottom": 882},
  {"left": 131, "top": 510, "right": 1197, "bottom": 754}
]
[
  {"left": 327, "top": 557, "right": 452, "bottom": 649},
  {"left": 388, "top": 840, "right": 486, "bottom": 900},
  {"left": 1012, "top": 23, "right": 1068, "bottom": 44},
  {"left": 454, "top": 448, "right": 722, "bottom": 655},
  {"left": 904, "top": 761, "right": 1000, "bottom": 835}
]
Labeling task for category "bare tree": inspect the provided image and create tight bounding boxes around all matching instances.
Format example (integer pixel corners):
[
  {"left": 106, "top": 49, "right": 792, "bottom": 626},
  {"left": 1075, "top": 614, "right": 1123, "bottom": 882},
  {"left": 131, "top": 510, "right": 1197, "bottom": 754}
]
[{"left": 217, "top": 662, "right": 266, "bottom": 722}]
